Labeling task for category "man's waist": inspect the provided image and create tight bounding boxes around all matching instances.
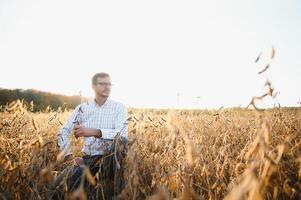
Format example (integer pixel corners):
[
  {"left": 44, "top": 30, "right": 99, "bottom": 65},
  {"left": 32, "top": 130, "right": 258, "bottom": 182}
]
[
  {"left": 82, "top": 154, "right": 104, "bottom": 159},
  {"left": 82, "top": 145, "right": 113, "bottom": 156}
]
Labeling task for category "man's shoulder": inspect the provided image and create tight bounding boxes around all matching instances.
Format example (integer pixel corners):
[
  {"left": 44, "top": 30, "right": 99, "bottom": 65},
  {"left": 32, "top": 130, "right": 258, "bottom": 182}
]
[
  {"left": 74, "top": 100, "right": 94, "bottom": 110},
  {"left": 109, "top": 99, "right": 127, "bottom": 109}
]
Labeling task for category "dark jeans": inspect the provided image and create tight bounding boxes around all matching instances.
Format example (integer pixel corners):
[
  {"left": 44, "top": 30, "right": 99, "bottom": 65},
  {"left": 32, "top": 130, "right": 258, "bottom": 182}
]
[
  {"left": 67, "top": 137, "right": 128, "bottom": 198},
  {"left": 67, "top": 155, "right": 104, "bottom": 192}
]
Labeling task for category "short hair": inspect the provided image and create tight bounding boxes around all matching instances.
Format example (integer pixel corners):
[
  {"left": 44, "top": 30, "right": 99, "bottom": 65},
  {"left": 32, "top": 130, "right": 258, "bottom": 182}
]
[{"left": 92, "top": 72, "right": 110, "bottom": 85}]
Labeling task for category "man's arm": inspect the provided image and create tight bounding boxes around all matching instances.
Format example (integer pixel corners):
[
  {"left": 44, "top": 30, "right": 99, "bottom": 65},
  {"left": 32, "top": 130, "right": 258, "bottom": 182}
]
[
  {"left": 72, "top": 104, "right": 128, "bottom": 140},
  {"left": 57, "top": 104, "right": 81, "bottom": 156},
  {"left": 100, "top": 104, "right": 128, "bottom": 140}
]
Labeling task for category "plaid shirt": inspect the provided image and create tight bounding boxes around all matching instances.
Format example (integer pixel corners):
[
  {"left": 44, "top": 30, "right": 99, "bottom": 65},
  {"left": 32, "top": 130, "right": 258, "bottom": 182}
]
[{"left": 58, "top": 98, "right": 128, "bottom": 156}]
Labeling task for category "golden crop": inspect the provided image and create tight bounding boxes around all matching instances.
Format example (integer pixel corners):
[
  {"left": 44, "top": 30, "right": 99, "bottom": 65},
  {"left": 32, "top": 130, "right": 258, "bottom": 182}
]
[{"left": 0, "top": 100, "right": 300, "bottom": 199}]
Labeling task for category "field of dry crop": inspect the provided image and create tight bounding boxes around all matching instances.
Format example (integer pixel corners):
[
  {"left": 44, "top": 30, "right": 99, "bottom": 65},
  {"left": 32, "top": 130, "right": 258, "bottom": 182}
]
[{"left": 0, "top": 100, "right": 300, "bottom": 200}]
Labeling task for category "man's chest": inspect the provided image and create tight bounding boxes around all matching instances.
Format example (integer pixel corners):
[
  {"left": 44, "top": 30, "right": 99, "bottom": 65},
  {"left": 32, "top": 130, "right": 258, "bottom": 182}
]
[{"left": 81, "top": 108, "right": 116, "bottom": 128}]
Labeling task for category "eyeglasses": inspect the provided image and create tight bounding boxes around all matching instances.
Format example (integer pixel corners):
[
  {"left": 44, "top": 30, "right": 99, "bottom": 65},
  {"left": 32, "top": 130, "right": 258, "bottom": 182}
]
[{"left": 96, "top": 82, "right": 113, "bottom": 87}]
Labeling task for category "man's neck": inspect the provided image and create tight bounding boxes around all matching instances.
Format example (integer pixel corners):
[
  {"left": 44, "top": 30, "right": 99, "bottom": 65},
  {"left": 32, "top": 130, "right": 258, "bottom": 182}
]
[{"left": 94, "top": 96, "right": 108, "bottom": 107}]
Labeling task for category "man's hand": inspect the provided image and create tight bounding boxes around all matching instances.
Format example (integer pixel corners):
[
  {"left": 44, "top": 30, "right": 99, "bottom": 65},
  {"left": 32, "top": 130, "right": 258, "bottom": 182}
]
[
  {"left": 73, "top": 125, "right": 101, "bottom": 138},
  {"left": 74, "top": 157, "right": 84, "bottom": 166}
]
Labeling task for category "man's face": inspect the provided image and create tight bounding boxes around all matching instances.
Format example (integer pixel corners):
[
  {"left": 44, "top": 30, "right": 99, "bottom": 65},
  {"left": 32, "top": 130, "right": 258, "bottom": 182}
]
[{"left": 92, "top": 76, "right": 112, "bottom": 97}]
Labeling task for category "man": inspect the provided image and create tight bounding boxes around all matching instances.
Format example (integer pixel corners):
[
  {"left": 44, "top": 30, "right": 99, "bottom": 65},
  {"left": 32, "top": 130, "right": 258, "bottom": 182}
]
[{"left": 57, "top": 72, "right": 128, "bottom": 194}]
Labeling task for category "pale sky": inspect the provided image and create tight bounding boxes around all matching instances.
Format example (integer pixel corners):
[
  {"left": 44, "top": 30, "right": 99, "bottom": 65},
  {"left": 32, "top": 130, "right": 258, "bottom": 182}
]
[{"left": 0, "top": 0, "right": 300, "bottom": 109}]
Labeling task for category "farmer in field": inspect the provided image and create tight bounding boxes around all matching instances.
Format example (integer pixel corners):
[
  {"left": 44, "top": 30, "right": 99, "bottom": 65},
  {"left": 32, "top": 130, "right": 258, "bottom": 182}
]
[{"left": 57, "top": 72, "right": 128, "bottom": 195}]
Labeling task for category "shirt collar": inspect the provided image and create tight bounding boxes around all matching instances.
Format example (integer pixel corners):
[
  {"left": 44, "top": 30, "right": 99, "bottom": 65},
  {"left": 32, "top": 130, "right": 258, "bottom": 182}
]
[{"left": 93, "top": 97, "right": 110, "bottom": 108}]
